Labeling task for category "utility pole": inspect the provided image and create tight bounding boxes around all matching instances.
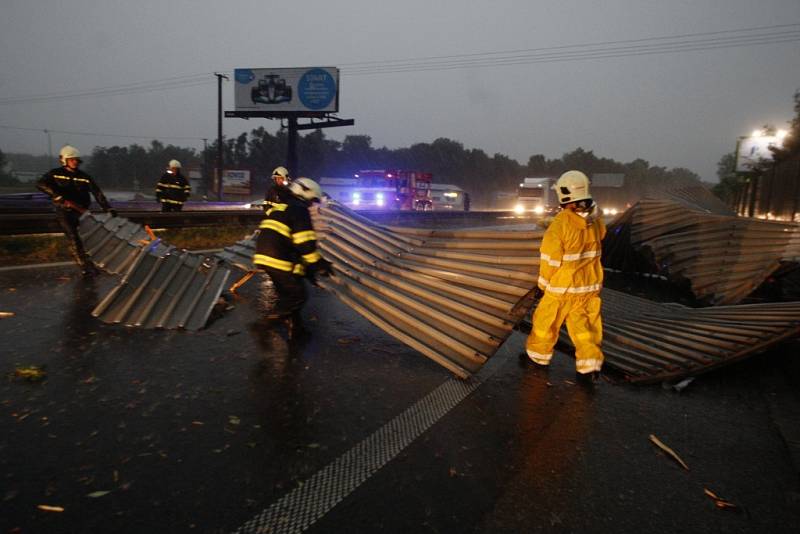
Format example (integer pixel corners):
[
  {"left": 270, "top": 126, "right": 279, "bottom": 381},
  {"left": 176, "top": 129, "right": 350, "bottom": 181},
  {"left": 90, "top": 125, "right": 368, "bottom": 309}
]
[
  {"left": 202, "top": 138, "right": 209, "bottom": 198},
  {"left": 214, "top": 73, "right": 228, "bottom": 201},
  {"left": 43, "top": 129, "right": 52, "bottom": 164}
]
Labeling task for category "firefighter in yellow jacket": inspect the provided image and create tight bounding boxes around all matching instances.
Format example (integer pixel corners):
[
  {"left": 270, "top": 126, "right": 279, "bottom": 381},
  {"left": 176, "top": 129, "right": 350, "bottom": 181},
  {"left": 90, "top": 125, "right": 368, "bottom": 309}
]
[{"left": 525, "top": 170, "right": 606, "bottom": 383}]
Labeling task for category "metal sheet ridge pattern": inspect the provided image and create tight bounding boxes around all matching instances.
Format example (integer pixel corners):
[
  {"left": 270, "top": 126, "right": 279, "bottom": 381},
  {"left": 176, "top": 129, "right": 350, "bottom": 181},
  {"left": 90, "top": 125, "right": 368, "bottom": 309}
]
[
  {"left": 604, "top": 198, "right": 800, "bottom": 305},
  {"left": 79, "top": 213, "right": 232, "bottom": 330}
]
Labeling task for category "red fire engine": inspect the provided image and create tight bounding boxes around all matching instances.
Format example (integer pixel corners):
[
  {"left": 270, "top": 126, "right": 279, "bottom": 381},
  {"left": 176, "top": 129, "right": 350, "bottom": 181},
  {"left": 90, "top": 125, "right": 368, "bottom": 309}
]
[{"left": 353, "top": 170, "right": 433, "bottom": 210}]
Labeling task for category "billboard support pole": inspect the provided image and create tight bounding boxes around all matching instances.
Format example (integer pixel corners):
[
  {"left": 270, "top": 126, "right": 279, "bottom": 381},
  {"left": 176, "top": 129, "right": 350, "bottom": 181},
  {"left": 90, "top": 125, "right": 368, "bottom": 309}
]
[{"left": 287, "top": 116, "right": 298, "bottom": 177}]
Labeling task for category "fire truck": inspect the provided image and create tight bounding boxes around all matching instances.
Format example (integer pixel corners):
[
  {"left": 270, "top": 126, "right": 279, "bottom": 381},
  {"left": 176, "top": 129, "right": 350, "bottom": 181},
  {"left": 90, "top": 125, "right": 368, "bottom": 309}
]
[{"left": 321, "top": 170, "right": 433, "bottom": 210}]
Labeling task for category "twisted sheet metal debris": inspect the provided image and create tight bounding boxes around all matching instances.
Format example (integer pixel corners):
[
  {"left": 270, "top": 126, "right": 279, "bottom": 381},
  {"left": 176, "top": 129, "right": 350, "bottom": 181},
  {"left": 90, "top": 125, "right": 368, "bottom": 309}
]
[
  {"left": 79, "top": 213, "right": 232, "bottom": 330},
  {"left": 584, "top": 288, "right": 800, "bottom": 383},
  {"left": 78, "top": 206, "right": 799, "bottom": 380},
  {"left": 604, "top": 198, "right": 800, "bottom": 304},
  {"left": 79, "top": 212, "right": 173, "bottom": 274},
  {"left": 314, "top": 203, "right": 542, "bottom": 378}
]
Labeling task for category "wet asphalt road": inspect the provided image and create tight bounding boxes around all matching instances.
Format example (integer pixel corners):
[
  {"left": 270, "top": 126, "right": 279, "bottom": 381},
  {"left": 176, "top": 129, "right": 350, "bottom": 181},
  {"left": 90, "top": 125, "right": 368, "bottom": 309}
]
[{"left": 1, "top": 265, "right": 799, "bottom": 534}]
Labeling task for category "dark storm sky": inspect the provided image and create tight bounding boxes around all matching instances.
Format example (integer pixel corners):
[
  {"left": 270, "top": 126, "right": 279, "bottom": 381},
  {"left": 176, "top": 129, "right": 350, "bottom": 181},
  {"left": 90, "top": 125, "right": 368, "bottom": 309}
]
[{"left": 1, "top": 0, "right": 799, "bottom": 181}]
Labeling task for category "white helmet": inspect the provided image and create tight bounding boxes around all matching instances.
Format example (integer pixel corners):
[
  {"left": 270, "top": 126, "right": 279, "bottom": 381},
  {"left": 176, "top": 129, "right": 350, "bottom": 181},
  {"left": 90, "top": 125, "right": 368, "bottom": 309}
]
[
  {"left": 272, "top": 166, "right": 289, "bottom": 179},
  {"left": 169, "top": 159, "right": 181, "bottom": 169},
  {"left": 289, "top": 177, "right": 322, "bottom": 202},
  {"left": 554, "top": 170, "right": 592, "bottom": 205},
  {"left": 59, "top": 145, "right": 81, "bottom": 162}
]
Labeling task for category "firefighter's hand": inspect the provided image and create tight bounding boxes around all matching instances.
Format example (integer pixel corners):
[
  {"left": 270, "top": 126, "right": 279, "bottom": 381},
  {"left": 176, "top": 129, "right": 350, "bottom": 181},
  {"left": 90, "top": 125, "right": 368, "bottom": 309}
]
[
  {"left": 305, "top": 270, "right": 320, "bottom": 287},
  {"left": 533, "top": 287, "right": 545, "bottom": 300},
  {"left": 62, "top": 200, "right": 81, "bottom": 212},
  {"left": 316, "top": 258, "right": 334, "bottom": 277}
]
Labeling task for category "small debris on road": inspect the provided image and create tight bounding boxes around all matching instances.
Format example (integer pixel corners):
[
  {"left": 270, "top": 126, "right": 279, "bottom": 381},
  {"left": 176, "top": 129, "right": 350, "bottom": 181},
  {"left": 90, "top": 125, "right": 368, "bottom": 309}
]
[
  {"left": 649, "top": 434, "right": 689, "bottom": 470},
  {"left": 12, "top": 365, "right": 47, "bottom": 382},
  {"left": 704, "top": 488, "right": 738, "bottom": 510},
  {"left": 37, "top": 504, "right": 65, "bottom": 512}
]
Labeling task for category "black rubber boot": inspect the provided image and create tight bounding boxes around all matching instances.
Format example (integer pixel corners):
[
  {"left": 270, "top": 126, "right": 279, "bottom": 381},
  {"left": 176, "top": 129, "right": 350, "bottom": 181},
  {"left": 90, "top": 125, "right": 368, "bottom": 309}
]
[
  {"left": 575, "top": 371, "right": 601, "bottom": 386},
  {"left": 285, "top": 311, "right": 307, "bottom": 341}
]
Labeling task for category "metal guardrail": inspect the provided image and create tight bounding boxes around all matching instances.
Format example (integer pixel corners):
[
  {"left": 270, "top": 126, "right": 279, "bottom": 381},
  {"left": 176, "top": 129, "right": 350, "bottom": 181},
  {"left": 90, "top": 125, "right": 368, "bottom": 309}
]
[
  {"left": 0, "top": 210, "right": 265, "bottom": 235},
  {"left": 0, "top": 209, "right": 521, "bottom": 235}
]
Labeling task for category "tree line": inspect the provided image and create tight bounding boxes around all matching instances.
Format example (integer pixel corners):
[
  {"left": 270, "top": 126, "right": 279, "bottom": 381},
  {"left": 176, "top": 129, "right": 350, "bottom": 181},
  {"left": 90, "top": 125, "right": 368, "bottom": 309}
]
[{"left": 3, "top": 129, "right": 704, "bottom": 205}]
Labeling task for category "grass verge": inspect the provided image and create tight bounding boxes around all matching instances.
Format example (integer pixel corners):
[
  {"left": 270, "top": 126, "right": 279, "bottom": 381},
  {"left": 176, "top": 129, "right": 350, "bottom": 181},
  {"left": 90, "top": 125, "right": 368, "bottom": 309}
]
[{"left": 0, "top": 225, "right": 256, "bottom": 267}]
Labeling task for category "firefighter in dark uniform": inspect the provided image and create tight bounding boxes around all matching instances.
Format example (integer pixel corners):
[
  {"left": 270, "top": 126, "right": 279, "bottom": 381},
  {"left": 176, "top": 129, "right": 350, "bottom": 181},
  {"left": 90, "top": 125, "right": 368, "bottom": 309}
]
[
  {"left": 155, "top": 159, "right": 191, "bottom": 212},
  {"left": 253, "top": 177, "right": 332, "bottom": 337},
  {"left": 36, "top": 145, "right": 116, "bottom": 276},
  {"left": 264, "top": 165, "right": 291, "bottom": 211}
]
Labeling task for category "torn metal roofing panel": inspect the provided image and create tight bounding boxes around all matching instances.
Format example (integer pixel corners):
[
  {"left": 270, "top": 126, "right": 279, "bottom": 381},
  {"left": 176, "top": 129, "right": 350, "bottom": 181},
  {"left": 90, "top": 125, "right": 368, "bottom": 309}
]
[
  {"left": 91, "top": 247, "right": 231, "bottom": 330},
  {"left": 604, "top": 198, "right": 800, "bottom": 304},
  {"left": 78, "top": 212, "right": 232, "bottom": 330},
  {"left": 314, "top": 203, "right": 540, "bottom": 378},
  {"left": 216, "top": 233, "right": 258, "bottom": 271},
  {"left": 79, "top": 212, "right": 173, "bottom": 274},
  {"left": 585, "top": 288, "right": 800, "bottom": 384}
]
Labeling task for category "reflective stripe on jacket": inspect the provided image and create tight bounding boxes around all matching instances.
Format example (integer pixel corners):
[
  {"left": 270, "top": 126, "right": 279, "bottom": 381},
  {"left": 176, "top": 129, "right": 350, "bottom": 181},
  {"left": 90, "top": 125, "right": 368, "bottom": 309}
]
[
  {"left": 538, "top": 209, "right": 606, "bottom": 298},
  {"left": 155, "top": 172, "right": 191, "bottom": 204},
  {"left": 254, "top": 196, "right": 321, "bottom": 274},
  {"left": 36, "top": 166, "right": 111, "bottom": 211}
]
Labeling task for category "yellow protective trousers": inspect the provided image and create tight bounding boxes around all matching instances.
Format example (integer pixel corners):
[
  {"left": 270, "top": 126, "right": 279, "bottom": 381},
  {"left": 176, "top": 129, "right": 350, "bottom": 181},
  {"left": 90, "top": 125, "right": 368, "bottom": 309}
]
[{"left": 525, "top": 292, "right": 604, "bottom": 374}]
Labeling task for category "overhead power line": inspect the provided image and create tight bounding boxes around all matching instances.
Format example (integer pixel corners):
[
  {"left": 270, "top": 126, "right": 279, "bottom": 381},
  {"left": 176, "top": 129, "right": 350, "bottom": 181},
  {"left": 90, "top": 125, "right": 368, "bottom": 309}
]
[
  {"left": 0, "top": 23, "right": 797, "bottom": 105},
  {"left": 0, "top": 76, "right": 213, "bottom": 106},
  {"left": 0, "top": 124, "right": 206, "bottom": 142},
  {"left": 342, "top": 26, "right": 800, "bottom": 75},
  {"left": 339, "top": 22, "right": 800, "bottom": 67}
]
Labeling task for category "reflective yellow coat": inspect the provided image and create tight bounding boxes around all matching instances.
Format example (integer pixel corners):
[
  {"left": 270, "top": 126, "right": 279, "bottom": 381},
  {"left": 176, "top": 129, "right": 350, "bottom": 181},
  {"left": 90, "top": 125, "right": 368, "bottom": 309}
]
[{"left": 526, "top": 208, "right": 606, "bottom": 374}]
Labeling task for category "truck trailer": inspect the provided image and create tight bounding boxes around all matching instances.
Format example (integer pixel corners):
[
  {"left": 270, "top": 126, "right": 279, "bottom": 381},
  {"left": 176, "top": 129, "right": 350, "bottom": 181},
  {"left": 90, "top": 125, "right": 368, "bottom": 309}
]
[{"left": 514, "top": 177, "right": 556, "bottom": 215}]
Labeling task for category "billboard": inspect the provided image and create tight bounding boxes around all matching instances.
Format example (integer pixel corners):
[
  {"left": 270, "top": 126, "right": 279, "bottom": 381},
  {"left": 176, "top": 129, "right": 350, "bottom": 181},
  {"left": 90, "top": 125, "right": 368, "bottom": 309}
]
[
  {"left": 735, "top": 136, "right": 782, "bottom": 173},
  {"left": 234, "top": 67, "right": 339, "bottom": 114},
  {"left": 221, "top": 169, "right": 251, "bottom": 196}
]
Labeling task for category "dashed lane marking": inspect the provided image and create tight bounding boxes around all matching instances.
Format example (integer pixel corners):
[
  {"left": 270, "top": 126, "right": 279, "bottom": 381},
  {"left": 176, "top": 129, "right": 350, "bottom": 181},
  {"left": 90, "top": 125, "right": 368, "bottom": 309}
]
[{"left": 232, "top": 342, "right": 514, "bottom": 534}]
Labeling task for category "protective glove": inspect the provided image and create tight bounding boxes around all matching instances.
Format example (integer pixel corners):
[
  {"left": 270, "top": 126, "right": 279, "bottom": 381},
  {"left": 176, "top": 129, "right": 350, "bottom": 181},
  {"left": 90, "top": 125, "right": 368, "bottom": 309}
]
[
  {"left": 62, "top": 199, "right": 85, "bottom": 213},
  {"left": 316, "top": 258, "right": 334, "bottom": 277},
  {"left": 533, "top": 286, "right": 545, "bottom": 300},
  {"left": 305, "top": 270, "right": 320, "bottom": 287}
]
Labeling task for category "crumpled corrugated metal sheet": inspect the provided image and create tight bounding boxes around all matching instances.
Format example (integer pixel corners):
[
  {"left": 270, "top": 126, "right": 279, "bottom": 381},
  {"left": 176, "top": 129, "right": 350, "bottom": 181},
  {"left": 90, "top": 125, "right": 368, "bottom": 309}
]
[
  {"left": 216, "top": 203, "right": 542, "bottom": 378},
  {"left": 79, "top": 212, "right": 173, "bottom": 274},
  {"left": 585, "top": 288, "right": 800, "bottom": 384},
  {"left": 604, "top": 198, "right": 800, "bottom": 304},
  {"left": 79, "top": 213, "right": 231, "bottom": 330},
  {"left": 80, "top": 206, "right": 799, "bottom": 380},
  {"left": 217, "top": 202, "right": 799, "bottom": 381},
  {"left": 314, "top": 203, "right": 542, "bottom": 378},
  {"left": 216, "top": 233, "right": 258, "bottom": 272}
]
